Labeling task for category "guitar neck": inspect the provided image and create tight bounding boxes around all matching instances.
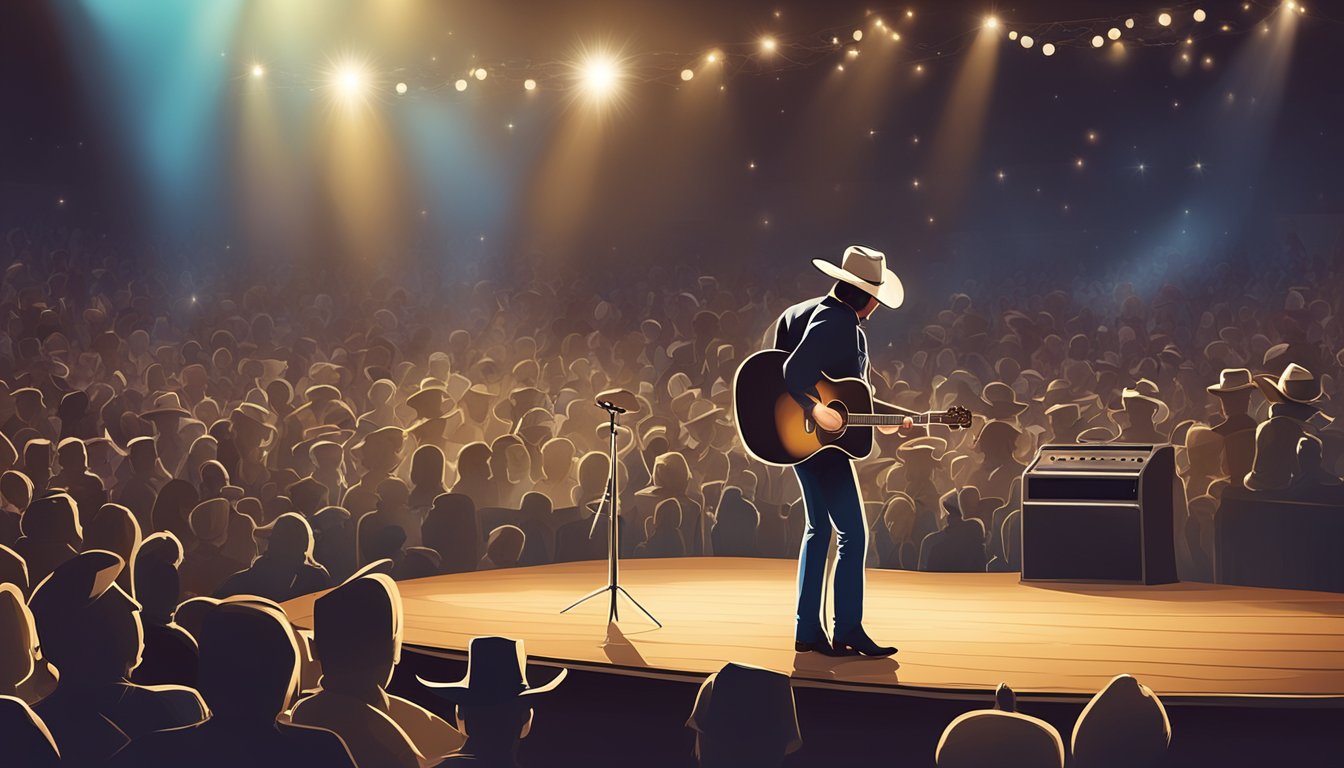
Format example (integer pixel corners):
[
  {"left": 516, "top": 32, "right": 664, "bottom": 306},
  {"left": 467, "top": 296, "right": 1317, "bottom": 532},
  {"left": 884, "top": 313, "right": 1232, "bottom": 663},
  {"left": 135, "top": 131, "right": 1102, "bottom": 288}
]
[{"left": 847, "top": 412, "right": 956, "bottom": 427}]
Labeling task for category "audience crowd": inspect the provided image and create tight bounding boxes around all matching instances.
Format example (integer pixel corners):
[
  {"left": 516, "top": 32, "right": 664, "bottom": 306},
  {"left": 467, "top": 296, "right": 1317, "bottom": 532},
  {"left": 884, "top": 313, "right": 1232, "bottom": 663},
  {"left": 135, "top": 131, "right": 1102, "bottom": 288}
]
[{"left": 0, "top": 222, "right": 1338, "bottom": 765}]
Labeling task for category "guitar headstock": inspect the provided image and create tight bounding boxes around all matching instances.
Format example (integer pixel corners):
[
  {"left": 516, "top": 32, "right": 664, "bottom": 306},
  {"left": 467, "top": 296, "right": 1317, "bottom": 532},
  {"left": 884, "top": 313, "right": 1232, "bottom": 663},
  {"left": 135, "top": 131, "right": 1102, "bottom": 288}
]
[{"left": 940, "top": 406, "right": 974, "bottom": 429}]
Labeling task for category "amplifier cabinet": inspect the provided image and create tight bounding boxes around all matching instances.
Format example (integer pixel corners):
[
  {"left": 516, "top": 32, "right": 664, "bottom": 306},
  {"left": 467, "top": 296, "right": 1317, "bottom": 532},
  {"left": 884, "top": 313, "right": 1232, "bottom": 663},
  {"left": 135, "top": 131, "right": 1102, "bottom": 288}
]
[{"left": 1020, "top": 443, "right": 1178, "bottom": 585}]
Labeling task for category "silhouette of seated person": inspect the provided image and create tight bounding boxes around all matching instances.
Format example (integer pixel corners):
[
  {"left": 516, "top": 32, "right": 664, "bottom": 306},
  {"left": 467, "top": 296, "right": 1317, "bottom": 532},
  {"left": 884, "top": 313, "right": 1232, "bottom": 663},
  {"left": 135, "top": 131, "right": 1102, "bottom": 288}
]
[
  {"left": 935, "top": 682, "right": 1065, "bottom": 768},
  {"left": 408, "top": 444, "right": 448, "bottom": 515},
  {"left": 0, "top": 581, "right": 53, "bottom": 704},
  {"left": 0, "top": 694, "right": 60, "bottom": 768},
  {"left": 286, "top": 476, "right": 329, "bottom": 520},
  {"left": 29, "top": 550, "right": 206, "bottom": 765},
  {"left": 479, "top": 525, "right": 526, "bottom": 570},
  {"left": 919, "top": 489, "right": 988, "bottom": 572},
  {"left": 116, "top": 436, "right": 168, "bottom": 532},
  {"left": 1288, "top": 434, "right": 1344, "bottom": 503},
  {"left": 711, "top": 486, "right": 759, "bottom": 557},
  {"left": 395, "top": 546, "right": 442, "bottom": 581},
  {"left": 132, "top": 532, "right": 199, "bottom": 688},
  {"left": 1116, "top": 380, "right": 1170, "bottom": 444},
  {"left": 418, "top": 635, "right": 566, "bottom": 767},
  {"left": 1255, "top": 363, "right": 1332, "bottom": 432},
  {"left": 0, "top": 469, "right": 33, "bottom": 546},
  {"left": 180, "top": 498, "right": 248, "bottom": 599},
  {"left": 0, "top": 543, "right": 28, "bottom": 595},
  {"left": 452, "top": 442, "right": 498, "bottom": 510},
  {"left": 360, "top": 477, "right": 421, "bottom": 561},
  {"left": 1181, "top": 425, "right": 1226, "bottom": 500},
  {"left": 686, "top": 661, "right": 801, "bottom": 768},
  {"left": 15, "top": 491, "right": 83, "bottom": 587},
  {"left": 554, "top": 451, "right": 625, "bottom": 563},
  {"left": 292, "top": 565, "right": 466, "bottom": 767},
  {"left": 83, "top": 502, "right": 142, "bottom": 593},
  {"left": 52, "top": 437, "right": 107, "bottom": 528},
  {"left": 1206, "top": 368, "right": 1259, "bottom": 491},
  {"left": 216, "top": 512, "right": 330, "bottom": 602},
  {"left": 112, "top": 598, "right": 357, "bottom": 768},
  {"left": 634, "top": 451, "right": 701, "bottom": 556},
  {"left": 1070, "top": 674, "right": 1170, "bottom": 768},
  {"left": 967, "top": 421, "right": 1027, "bottom": 501},
  {"left": 22, "top": 438, "right": 54, "bottom": 494},
  {"left": 1242, "top": 416, "right": 1304, "bottom": 495},
  {"left": 423, "top": 493, "right": 481, "bottom": 574},
  {"left": 1044, "top": 403, "right": 1086, "bottom": 445},
  {"left": 870, "top": 493, "right": 916, "bottom": 570},
  {"left": 532, "top": 438, "right": 576, "bottom": 508},
  {"left": 514, "top": 492, "right": 556, "bottom": 567},
  {"left": 312, "top": 504, "right": 359, "bottom": 582},
  {"left": 636, "top": 498, "right": 686, "bottom": 558}
]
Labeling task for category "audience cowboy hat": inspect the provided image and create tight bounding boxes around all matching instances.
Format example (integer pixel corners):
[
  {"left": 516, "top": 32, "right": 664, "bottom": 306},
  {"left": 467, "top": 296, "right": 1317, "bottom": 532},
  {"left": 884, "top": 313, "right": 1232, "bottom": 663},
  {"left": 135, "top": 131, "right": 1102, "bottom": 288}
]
[
  {"left": 417, "top": 636, "right": 567, "bottom": 704},
  {"left": 1255, "top": 362, "right": 1323, "bottom": 404},
  {"left": 812, "top": 245, "right": 905, "bottom": 309}
]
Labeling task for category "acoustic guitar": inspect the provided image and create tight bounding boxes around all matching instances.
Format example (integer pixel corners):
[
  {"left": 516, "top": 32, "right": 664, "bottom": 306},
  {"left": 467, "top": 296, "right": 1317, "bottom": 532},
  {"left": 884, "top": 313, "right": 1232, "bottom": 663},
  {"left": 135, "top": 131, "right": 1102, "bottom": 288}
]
[{"left": 733, "top": 349, "right": 973, "bottom": 466}]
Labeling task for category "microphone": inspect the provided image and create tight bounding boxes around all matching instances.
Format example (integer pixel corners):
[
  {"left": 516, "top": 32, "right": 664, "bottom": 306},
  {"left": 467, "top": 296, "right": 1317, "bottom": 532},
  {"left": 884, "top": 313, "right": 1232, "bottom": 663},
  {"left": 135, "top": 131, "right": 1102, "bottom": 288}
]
[{"left": 595, "top": 388, "right": 639, "bottom": 414}]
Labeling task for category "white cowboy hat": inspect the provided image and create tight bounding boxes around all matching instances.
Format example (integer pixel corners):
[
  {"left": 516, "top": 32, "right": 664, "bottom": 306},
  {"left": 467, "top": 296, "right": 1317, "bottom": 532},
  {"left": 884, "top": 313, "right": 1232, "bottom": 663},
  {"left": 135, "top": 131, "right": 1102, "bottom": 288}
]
[{"left": 812, "top": 245, "right": 904, "bottom": 309}]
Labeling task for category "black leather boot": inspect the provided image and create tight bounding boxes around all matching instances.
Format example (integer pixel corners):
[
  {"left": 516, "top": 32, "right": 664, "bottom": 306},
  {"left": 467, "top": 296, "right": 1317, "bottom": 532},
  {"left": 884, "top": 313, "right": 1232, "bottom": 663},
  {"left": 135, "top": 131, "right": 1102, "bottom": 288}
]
[{"left": 832, "top": 627, "right": 897, "bottom": 657}]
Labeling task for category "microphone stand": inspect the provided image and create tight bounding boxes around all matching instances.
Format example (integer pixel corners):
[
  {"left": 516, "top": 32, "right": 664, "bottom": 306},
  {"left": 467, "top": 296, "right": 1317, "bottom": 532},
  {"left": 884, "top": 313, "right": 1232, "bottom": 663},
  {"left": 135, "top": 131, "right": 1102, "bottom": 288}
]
[{"left": 560, "top": 401, "right": 662, "bottom": 628}]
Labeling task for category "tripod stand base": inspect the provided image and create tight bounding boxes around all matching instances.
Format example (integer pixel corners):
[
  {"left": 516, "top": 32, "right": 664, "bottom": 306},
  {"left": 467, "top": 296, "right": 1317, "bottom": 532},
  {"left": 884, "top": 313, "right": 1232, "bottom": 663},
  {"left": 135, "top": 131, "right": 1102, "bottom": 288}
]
[{"left": 561, "top": 583, "right": 662, "bottom": 628}]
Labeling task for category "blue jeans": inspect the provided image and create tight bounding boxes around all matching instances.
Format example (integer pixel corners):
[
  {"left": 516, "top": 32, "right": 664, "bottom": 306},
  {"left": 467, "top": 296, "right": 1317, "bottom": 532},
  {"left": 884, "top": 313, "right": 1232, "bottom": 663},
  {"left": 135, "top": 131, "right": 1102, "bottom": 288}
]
[{"left": 794, "top": 448, "right": 867, "bottom": 642}]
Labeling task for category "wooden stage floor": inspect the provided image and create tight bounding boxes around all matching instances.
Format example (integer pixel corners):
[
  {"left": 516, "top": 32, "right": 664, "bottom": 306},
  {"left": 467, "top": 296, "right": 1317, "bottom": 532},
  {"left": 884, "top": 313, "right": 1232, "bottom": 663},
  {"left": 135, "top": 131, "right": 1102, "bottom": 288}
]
[{"left": 281, "top": 558, "right": 1344, "bottom": 706}]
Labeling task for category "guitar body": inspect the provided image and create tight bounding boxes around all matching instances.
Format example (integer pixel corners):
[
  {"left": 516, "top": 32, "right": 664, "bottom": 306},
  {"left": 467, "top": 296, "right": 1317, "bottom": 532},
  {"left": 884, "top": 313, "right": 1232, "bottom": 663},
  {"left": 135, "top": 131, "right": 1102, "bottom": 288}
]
[{"left": 733, "top": 349, "right": 875, "bottom": 466}]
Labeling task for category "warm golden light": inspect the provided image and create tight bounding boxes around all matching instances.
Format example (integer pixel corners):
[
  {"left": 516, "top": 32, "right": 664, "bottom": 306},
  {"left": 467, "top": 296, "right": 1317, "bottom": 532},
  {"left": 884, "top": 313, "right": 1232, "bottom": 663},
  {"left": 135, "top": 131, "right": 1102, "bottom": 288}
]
[
  {"left": 680, "top": 68, "right": 694, "bottom": 81},
  {"left": 250, "top": 63, "right": 264, "bottom": 78},
  {"left": 1092, "top": 35, "right": 1104, "bottom": 48},
  {"left": 578, "top": 53, "right": 621, "bottom": 100},
  {"left": 474, "top": 68, "right": 488, "bottom": 81},
  {"left": 454, "top": 78, "right": 468, "bottom": 92},
  {"left": 984, "top": 16, "right": 999, "bottom": 30},
  {"left": 706, "top": 52, "right": 719, "bottom": 64},
  {"left": 329, "top": 59, "right": 371, "bottom": 105},
  {"left": 1108, "top": 27, "right": 1121, "bottom": 40},
  {"left": 524, "top": 79, "right": 537, "bottom": 91},
  {"left": 760, "top": 36, "right": 778, "bottom": 53},
  {"left": 1159, "top": 12, "right": 1173, "bottom": 26},
  {"left": 853, "top": 29, "right": 864, "bottom": 41},
  {"left": 1193, "top": 9, "right": 1207, "bottom": 22},
  {"left": 1042, "top": 43, "right": 1056, "bottom": 56},
  {"left": 395, "top": 81, "right": 407, "bottom": 95},
  {"left": 1020, "top": 35, "right": 1034, "bottom": 48}
]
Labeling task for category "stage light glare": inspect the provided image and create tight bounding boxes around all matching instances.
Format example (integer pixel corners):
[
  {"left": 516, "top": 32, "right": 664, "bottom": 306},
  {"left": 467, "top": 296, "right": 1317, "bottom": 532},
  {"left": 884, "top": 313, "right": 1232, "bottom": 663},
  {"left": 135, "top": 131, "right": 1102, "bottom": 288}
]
[
  {"left": 1193, "top": 8, "right": 1207, "bottom": 22},
  {"left": 1125, "top": 18, "right": 1135, "bottom": 28},
  {"left": 1108, "top": 27, "right": 1121, "bottom": 40},
  {"left": 847, "top": 47, "right": 859, "bottom": 57},
  {"left": 332, "top": 61, "right": 369, "bottom": 102},
  {"left": 1092, "top": 35, "right": 1104, "bottom": 47},
  {"left": 1009, "top": 30, "right": 1018, "bottom": 40},
  {"left": 395, "top": 81, "right": 408, "bottom": 95},
  {"left": 579, "top": 53, "right": 620, "bottom": 99},
  {"left": 1042, "top": 43, "right": 1056, "bottom": 56},
  {"left": 1020, "top": 35, "right": 1034, "bottom": 48},
  {"left": 707, "top": 52, "right": 719, "bottom": 63},
  {"left": 984, "top": 16, "right": 999, "bottom": 30},
  {"left": 853, "top": 29, "right": 864, "bottom": 41},
  {"left": 892, "top": 32, "right": 901, "bottom": 41},
  {"left": 250, "top": 63, "right": 264, "bottom": 78},
  {"left": 474, "top": 68, "right": 487, "bottom": 81},
  {"left": 1158, "top": 12, "right": 1173, "bottom": 26},
  {"left": 680, "top": 68, "right": 694, "bottom": 81},
  {"left": 760, "top": 36, "right": 778, "bottom": 53},
  {"left": 455, "top": 78, "right": 468, "bottom": 92}
]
